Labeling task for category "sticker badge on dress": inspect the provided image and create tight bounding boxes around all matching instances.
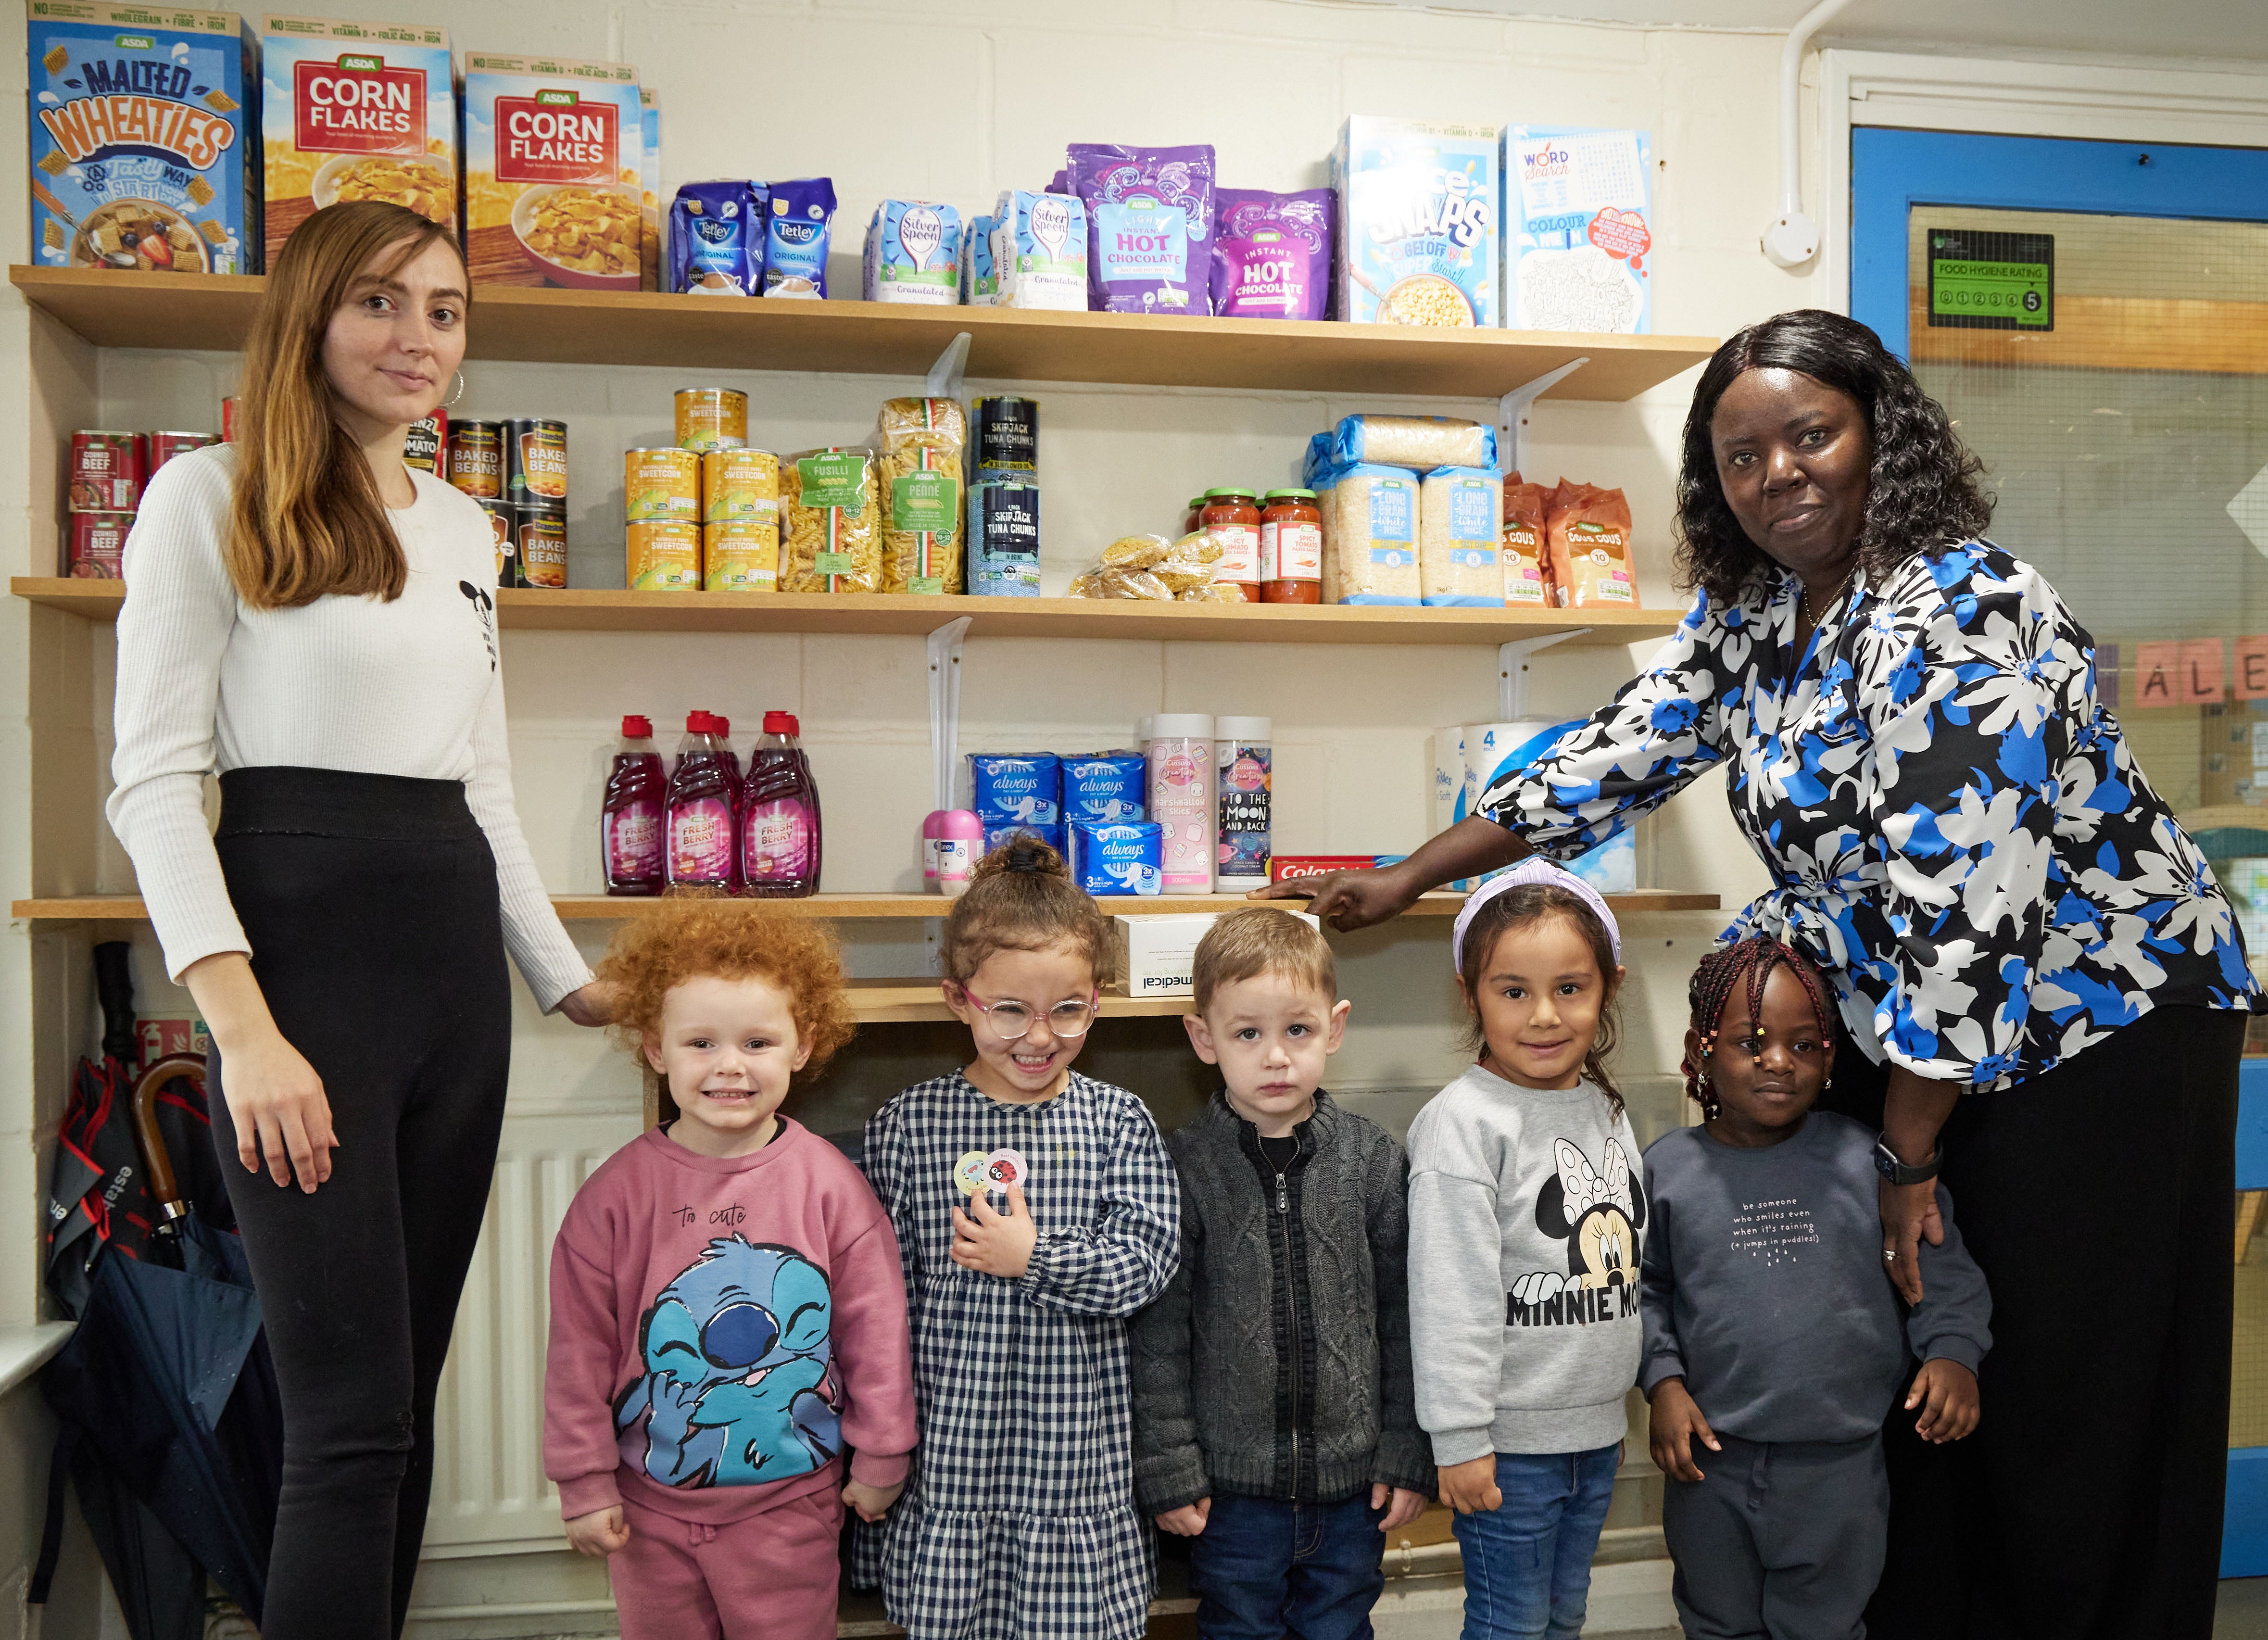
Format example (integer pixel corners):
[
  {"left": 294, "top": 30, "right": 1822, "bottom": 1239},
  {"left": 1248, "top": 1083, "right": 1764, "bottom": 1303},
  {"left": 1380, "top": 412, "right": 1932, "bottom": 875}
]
[
  {"left": 983, "top": 1148, "right": 1028, "bottom": 1193},
  {"left": 953, "top": 1151, "right": 990, "bottom": 1196}
]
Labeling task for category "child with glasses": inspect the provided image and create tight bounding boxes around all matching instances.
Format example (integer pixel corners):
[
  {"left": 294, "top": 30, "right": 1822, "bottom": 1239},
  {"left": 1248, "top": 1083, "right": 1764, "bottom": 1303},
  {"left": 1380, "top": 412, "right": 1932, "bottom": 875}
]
[{"left": 856, "top": 837, "right": 1181, "bottom": 1640}]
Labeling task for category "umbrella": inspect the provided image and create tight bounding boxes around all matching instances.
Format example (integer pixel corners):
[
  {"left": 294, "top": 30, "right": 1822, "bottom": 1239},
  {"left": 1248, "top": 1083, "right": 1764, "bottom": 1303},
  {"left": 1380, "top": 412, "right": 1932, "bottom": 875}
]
[{"left": 32, "top": 949, "right": 280, "bottom": 1639}]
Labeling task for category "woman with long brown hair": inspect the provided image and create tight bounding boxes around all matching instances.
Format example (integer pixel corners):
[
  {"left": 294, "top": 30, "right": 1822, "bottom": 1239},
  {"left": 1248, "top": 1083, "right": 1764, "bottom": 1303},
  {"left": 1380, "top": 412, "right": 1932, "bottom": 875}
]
[{"left": 106, "top": 201, "right": 609, "bottom": 1638}]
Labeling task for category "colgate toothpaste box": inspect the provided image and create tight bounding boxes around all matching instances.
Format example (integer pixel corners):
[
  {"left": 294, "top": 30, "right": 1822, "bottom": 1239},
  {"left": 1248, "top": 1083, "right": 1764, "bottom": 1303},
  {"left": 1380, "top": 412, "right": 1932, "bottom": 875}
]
[{"left": 29, "top": 0, "right": 259, "bottom": 274}]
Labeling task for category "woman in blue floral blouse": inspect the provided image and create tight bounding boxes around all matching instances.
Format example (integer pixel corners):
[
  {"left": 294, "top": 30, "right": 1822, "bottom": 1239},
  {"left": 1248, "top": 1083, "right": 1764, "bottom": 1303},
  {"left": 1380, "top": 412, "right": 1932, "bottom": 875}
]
[{"left": 1267, "top": 310, "right": 2258, "bottom": 1640}]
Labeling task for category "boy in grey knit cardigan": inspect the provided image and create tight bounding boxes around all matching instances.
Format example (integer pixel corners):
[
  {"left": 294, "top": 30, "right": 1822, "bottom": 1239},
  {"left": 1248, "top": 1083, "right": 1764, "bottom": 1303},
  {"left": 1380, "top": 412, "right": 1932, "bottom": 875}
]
[{"left": 1131, "top": 908, "right": 1434, "bottom": 1640}]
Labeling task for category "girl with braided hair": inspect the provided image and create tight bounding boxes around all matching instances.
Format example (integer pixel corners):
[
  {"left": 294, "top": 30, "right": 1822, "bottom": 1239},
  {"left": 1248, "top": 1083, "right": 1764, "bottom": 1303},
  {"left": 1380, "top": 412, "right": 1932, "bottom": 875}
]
[{"left": 1639, "top": 934, "right": 1991, "bottom": 1640}]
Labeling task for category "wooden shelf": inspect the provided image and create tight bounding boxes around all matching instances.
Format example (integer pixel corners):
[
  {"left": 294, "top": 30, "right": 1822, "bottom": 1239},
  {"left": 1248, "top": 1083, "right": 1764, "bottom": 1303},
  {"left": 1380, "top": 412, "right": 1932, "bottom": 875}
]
[
  {"left": 12, "top": 890, "right": 1720, "bottom": 924},
  {"left": 12, "top": 579, "right": 1680, "bottom": 648},
  {"left": 8, "top": 265, "right": 1716, "bottom": 401}
]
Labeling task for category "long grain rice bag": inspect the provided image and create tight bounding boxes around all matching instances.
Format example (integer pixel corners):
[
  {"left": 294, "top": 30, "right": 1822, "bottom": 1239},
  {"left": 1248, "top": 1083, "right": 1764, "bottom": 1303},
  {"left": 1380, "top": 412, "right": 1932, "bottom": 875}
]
[
  {"left": 1316, "top": 463, "right": 1420, "bottom": 605},
  {"left": 1330, "top": 414, "right": 1496, "bottom": 474},
  {"left": 1420, "top": 466, "right": 1504, "bottom": 606}
]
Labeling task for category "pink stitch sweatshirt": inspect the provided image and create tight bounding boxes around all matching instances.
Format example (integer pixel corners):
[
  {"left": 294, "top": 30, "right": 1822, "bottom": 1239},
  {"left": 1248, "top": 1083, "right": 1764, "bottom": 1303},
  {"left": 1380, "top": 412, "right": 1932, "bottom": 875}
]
[{"left": 544, "top": 1119, "right": 918, "bottom": 1526}]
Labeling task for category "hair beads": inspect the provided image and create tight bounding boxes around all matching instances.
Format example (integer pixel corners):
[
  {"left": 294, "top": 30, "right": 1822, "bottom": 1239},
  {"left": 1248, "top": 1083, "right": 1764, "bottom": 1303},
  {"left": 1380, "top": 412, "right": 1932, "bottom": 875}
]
[{"left": 1681, "top": 935, "right": 1837, "bottom": 1120}]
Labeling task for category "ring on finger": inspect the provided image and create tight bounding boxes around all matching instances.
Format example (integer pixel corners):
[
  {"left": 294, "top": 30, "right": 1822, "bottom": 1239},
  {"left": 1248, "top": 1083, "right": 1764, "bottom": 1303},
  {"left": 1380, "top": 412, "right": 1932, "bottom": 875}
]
[{"left": 1883, "top": 1248, "right": 1898, "bottom": 1262}]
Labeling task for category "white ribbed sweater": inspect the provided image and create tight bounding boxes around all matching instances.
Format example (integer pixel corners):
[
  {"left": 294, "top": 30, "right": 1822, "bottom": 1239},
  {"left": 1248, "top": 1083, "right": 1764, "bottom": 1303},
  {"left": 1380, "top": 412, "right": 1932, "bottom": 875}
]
[{"left": 106, "top": 444, "right": 593, "bottom": 1011}]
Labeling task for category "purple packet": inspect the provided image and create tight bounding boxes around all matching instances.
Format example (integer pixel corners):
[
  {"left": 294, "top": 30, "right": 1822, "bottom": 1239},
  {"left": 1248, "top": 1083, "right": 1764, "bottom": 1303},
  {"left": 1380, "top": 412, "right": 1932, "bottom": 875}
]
[
  {"left": 1065, "top": 142, "right": 1216, "bottom": 315},
  {"left": 1210, "top": 187, "right": 1335, "bottom": 320},
  {"left": 765, "top": 177, "right": 837, "bottom": 298},
  {"left": 668, "top": 180, "right": 769, "bottom": 296}
]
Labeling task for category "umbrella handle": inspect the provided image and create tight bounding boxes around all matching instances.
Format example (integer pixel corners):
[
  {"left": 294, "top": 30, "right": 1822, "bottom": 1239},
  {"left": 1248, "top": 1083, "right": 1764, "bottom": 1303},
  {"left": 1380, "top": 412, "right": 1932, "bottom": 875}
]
[{"left": 131, "top": 1055, "right": 204, "bottom": 1223}]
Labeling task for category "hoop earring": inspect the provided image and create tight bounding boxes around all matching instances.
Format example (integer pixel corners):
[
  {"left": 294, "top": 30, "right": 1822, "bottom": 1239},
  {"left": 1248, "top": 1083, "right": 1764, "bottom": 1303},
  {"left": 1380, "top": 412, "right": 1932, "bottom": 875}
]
[{"left": 445, "top": 369, "right": 466, "bottom": 408}]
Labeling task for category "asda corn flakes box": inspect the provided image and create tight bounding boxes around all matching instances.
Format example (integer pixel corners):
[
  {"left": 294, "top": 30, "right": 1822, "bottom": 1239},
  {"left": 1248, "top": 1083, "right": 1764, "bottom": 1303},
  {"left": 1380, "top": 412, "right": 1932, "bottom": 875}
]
[
  {"left": 461, "top": 52, "right": 643, "bottom": 290},
  {"left": 638, "top": 86, "right": 659, "bottom": 291},
  {"left": 27, "top": 0, "right": 258, "bottom": 274},
  {"left": 259, "top": 15, "right": 454, "bottom": 266}
]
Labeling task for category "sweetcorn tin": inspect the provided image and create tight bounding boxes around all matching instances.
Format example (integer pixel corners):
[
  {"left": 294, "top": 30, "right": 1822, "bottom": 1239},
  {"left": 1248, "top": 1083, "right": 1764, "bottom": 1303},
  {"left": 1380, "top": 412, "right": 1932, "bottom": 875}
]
[
  {"left": 624, "top": 446, "right": 698, "bottom": 522},
  {"left": 675, "top": 388, "right": 747, "bottom": 453},
  {"left": 626, "top": 518, "right": 700, "bottom": 591},
  {"left": 700, "top": 447, "right": 777, "bottom": 523},
  {"left": 704, "top": 518, "right": 776, "bottom": 593}
]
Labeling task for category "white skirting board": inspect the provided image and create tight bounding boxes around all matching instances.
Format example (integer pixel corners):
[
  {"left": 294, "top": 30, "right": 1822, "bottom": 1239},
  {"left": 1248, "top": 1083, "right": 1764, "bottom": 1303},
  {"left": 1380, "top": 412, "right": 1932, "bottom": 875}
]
[{"left": 1373, "top": 1561, "right": 1677, "bottom": 1638}]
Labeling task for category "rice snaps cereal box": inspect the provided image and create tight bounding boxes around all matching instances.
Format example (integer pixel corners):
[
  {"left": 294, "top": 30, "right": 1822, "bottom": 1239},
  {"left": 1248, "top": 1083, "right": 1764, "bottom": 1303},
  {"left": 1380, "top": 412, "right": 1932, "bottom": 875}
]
[
  {"left": 1332, "top": 116, "right": 1499, "bottom": 328},
  {"left": 28, "top": 0, "right": 257, "bottom": 275},
  {"left": 461, "top": 52, "right": 643, "bottom": 290},
  {"left": 1505, "top": 126, "right": 1651, "bottom": 334},
  {"left": 259, "top": 15, "right": 453, "bottom": 267}
]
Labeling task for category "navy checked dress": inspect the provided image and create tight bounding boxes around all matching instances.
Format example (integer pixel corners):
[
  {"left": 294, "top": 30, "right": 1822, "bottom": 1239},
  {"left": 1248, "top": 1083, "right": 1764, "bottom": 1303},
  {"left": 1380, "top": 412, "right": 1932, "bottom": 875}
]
[{"left": 857, "top": 1070, "right": 1180, "bottom": 1640}]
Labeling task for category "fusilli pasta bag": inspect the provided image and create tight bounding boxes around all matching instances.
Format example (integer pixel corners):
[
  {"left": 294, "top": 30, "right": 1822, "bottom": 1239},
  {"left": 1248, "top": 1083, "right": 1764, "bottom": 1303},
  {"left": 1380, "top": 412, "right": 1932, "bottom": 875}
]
[{"left": 781, "top": 448, "right": 882, "bottom": 594}]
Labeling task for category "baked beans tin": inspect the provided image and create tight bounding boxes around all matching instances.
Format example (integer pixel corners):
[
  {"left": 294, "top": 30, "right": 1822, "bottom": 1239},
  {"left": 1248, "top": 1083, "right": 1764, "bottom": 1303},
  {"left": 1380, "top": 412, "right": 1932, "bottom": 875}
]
[
  {"left": 703, "top": 518, "right": 777, "bottom": 593},
  {"left": 70, "top": 430, "right": 142, "bottom": 512},
  {"left": 506, "top": 417, "right": 568, "bottom": 504},
  {"left": 514, "top": 506, "right": 567, "bottom": 587},
  {"left": 149, "top": 430, "right": 219, "bottom": 477},
  {"left": 68, "top": 511, "right": 133, "bottom": 578},
  {"left": 477, "top": 499, "right": 516, "bottom": 585},
  {"left": 403, "top": 413, "right": 445, "bottom": 477},
  {"left": 700, "top": 447, "right": 779, "bottom": 524},
  {"left": 627, "top": 519, "right": 702, "bottom": 591},
  {"left": 448, "top": 420, "right": 505, "bottom": 500},
  {"left": 624, "top": 447, "right": 700, "bottom": 523},
  {"left": 674, "top": 388, "right": 747, "bottom": 454}
]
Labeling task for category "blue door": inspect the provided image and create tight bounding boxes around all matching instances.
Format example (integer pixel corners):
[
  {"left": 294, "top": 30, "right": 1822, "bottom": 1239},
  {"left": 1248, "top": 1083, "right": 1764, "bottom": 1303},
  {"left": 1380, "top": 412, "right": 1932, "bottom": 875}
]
[{"left": 1853, "top": 125, "right": 2268, "bottom": 1577}]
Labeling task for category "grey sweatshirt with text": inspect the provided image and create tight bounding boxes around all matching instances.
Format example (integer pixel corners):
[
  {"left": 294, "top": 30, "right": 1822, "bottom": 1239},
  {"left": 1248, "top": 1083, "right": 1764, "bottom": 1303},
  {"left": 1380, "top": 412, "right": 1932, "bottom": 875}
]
[{"left": 1406, "top": 1065, "right": 1646, "bottom": 1464}]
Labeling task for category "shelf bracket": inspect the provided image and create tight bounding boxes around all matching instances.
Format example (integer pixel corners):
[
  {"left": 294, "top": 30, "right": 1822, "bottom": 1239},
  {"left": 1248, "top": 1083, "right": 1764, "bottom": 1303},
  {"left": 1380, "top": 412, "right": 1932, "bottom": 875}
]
[
  {"left": 1499, "top": 631, "right": 1586, "bottom": 721},
  {"left": 925, "top": 331, "right": 973, "bottom": 401},
  {"left": 1498, "top": 357, "right": 1589, "bottom": 479},
  {"left": 927, "top": 617, "right": 973, "bottom": 812}
]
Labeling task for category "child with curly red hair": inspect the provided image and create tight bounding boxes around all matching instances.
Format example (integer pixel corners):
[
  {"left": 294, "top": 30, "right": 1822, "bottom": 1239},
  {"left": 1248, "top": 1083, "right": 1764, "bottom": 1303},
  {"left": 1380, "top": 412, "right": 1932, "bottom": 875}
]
[{"left": 542, "top": 900, "right": 916, "bottom": 1640}]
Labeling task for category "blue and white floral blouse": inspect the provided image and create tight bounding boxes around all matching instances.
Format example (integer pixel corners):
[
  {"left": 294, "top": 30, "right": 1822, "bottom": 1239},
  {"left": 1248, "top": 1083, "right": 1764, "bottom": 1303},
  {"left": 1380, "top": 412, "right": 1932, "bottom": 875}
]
[{"left": 1486, "top": 542, "right": 2260, "bottom": 1091}]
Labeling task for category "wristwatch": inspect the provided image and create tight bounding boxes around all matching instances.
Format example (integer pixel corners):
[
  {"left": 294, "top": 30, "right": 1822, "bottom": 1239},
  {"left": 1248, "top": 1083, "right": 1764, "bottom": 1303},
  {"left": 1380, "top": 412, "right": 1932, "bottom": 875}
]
[{"left": 1874, "top": 1137, "right": 1940, "bottom": 1187}]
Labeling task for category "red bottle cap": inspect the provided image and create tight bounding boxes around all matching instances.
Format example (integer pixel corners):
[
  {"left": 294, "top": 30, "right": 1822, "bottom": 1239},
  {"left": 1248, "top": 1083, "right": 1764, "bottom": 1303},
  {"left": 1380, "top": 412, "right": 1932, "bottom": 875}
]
[
  {"left": 714, "top": 716, "right": 732, "bottom": 738},
  {"left": 763, "top": 710, "right": 799, "bottom": 735},
  {"left": 621, "top": 714, "right": 652, "bottom": 738},
  {"left": 685, "top": 711, "right": 709, "bottom": 733}
]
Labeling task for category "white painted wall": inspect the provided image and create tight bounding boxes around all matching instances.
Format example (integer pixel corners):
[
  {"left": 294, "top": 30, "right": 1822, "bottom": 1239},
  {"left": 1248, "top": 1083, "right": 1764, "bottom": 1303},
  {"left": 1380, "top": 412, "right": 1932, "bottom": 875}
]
[{"left": 0, "top": 0, "right": 1828, "bottom": 1630}]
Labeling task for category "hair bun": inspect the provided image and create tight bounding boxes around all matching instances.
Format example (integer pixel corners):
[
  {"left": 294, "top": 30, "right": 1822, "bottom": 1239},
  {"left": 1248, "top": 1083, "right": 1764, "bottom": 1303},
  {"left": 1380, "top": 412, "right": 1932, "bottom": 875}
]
[{"left": 970, "top": 834, "right": 1070, "bottom": 884}]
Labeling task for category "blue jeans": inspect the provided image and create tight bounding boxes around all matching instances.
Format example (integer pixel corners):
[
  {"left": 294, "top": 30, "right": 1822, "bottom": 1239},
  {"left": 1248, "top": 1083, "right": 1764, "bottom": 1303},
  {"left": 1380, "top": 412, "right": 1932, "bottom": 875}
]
[
  {"left": 1187, "top": 1490, "right": 1387, "bottom": 1640},
  {"left": 1449, "top": 1446, "right": 1620, "bottom": 1640}
]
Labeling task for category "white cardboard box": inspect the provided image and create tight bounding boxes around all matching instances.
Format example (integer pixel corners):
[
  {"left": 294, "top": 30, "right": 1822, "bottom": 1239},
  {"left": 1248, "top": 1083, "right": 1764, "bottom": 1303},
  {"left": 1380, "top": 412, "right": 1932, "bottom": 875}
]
[{"left": 1113, "top": 909, "right": 1321, "bottom": 1000}]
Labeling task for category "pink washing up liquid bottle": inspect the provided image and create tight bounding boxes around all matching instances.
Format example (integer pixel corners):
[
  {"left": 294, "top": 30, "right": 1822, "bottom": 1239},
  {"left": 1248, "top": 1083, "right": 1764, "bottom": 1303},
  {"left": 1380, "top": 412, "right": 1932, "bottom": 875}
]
[
  {"left": 666, "top": 710, "right": 737, "bottom": 892},
  {"left": 741, "top": 710, "right": 821, "bottom": 898},
  {"left": 602, "top": 714, "right": 665, "bottom": 896},
  {"left": 713, "top": 714, "right": 745, "bottom": 891}
]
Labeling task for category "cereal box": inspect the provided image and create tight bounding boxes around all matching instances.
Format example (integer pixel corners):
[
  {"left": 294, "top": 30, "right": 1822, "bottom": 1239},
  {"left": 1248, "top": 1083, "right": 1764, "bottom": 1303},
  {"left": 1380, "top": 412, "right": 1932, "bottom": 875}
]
[
  {"left": 1504, "top": 126, "right": 1651, "bottom": 334},
  {"left": 1331, "top": 116, "right": 1499, "bottom": 328},
  {"left": 259, "top": 15, "right": 453, "bottom": 268},
  {"left": 460, "top": 52, "right": 643, "bottom": 290},
  {"left": 27, "top": 0, "right": 258, "bottom": 274},
  {"left": 638, "top": 87, "right": 659, "bottom": 291}
]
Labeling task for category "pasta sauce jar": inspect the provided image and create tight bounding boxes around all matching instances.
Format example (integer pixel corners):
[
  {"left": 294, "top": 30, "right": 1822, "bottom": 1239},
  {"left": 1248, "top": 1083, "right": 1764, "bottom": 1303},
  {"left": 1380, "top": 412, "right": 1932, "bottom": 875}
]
[
  {"left": 1260, "top": 489, "right": 1323, "bottom": 604},
  {"left": 1199, "top": 488, "right": 1262, "bottom": 603}
]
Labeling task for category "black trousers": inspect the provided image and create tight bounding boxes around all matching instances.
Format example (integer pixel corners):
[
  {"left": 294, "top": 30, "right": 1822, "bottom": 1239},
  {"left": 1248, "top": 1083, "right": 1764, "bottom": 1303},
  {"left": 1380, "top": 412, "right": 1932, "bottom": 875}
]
[
  {"left": 1822, "top": 1003, "right": 2244, "bottom": 1640},
  {"left": 209, "top": 769, "right": 512, "bottom": 1640}
]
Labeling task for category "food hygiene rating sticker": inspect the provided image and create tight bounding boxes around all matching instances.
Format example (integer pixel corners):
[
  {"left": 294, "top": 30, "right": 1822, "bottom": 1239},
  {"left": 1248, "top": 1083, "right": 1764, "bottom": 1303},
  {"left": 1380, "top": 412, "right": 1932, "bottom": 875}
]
[{"left": 1928, "top": 229, "right": 2054, "bottom": 330}]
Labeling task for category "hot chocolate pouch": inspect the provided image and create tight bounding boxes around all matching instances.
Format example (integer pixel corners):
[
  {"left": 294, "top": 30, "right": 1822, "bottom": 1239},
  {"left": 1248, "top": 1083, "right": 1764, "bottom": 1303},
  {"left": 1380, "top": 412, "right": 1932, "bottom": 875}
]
[
  {"left": 765, "top": 177, "right": 837, "bottom": 298},
  {"left": 1210, "top": 188, "right": 1335, "bottom": 320},
  {"left": 1066, "top": 142, "right": 1216, "bottom": 314},
  {"left": 668, "top": 180, "right": 768, "bottom": 296}
]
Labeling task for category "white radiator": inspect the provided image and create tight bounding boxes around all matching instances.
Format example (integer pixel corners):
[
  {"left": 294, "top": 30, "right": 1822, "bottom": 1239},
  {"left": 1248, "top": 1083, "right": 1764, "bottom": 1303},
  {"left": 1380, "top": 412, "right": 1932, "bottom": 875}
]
[{"left": 425, "top": 1112, "right": 642, "bottom": 1553}]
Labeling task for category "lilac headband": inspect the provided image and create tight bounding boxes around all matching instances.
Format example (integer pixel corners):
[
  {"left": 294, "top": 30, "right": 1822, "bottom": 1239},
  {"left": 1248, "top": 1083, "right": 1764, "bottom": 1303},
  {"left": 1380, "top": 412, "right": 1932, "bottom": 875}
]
[{"left": 1450, "top": 857, "right": 1623, "bottom": 975}]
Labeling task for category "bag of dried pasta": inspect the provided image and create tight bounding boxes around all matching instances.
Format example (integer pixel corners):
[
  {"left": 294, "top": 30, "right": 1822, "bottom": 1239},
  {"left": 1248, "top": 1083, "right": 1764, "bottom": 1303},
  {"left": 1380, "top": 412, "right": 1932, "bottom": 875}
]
[
  {"left": 1546, "top": 480, "right": 1638, "bottom": 609},
  {"left": 1501, "top": 471, "right": 1554, "bottom": 607},
  {"left": 781, "top": 448, "right": 882, "bottom": 593},
  {"left": 879, "top": 398, "right": 965, "bottom": 594},
  {"left": 1420, "top": 467, "right": 1505, "bottom": 606}
]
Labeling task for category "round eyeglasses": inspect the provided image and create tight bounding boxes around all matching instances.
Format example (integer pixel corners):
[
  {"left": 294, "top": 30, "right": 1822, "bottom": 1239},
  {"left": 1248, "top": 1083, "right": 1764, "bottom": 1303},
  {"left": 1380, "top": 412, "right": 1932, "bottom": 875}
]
[{"left": 957, "top": 988, "right": 1101, "bottom": 1041}]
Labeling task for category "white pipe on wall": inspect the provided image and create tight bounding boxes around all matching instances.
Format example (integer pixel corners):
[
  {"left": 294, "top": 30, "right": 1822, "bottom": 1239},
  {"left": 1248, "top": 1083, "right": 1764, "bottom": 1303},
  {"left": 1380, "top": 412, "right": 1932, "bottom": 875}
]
[{"left": 1761, "top": 0, "right": 1858, "bottom": 268}]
